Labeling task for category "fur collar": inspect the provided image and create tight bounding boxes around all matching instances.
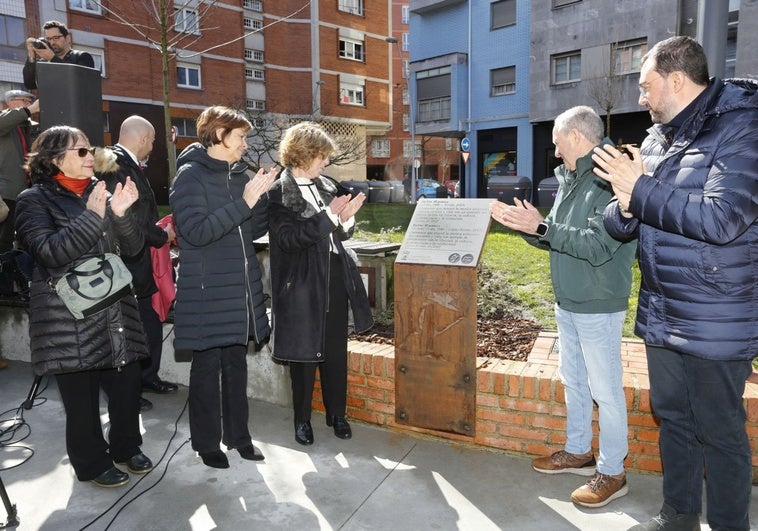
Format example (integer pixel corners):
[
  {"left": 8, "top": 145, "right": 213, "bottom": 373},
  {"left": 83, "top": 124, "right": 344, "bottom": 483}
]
[
  {"left": 93, "top": 147, "right": 120, "bottom": 174},
  {"left": 279, "top": 167, "right": 338, "bottom": 220}
]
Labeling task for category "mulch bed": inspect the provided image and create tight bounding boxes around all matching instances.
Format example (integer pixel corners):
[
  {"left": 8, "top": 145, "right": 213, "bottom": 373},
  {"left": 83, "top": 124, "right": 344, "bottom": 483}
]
[{"left": 350, "top": 314, "right": 542, "bottom": 361}]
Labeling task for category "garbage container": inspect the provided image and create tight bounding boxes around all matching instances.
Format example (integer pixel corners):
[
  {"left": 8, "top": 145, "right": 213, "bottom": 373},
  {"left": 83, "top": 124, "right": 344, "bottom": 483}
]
[
  {"left": 387, "top": 180, "right": 405, "bottom": 203},
  {"left": 368, "top": 180, "right": 391, "bottom": 203},
  {"left": 487, "top": 175, "right": 532, "bottom": 204},
  {"left": 537, "top": 176, "right": 559, "bottom": 208}
]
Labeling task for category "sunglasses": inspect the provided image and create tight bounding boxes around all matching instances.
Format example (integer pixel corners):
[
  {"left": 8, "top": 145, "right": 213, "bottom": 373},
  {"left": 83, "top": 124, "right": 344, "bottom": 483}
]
[{"left": 68, "top": 147, "right": 96, "bottom": 157}]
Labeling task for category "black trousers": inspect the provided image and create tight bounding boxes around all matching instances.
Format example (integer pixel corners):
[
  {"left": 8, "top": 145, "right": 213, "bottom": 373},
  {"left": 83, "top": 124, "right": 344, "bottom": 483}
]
[
  {"left": 55, "top": 361, "right": 143, "bottom": 481},
  {"left": 189, "top": 344, "right": 252, "bottom": 453},
  {"left": 138, "top": 296, "right": 164, "bottom": 384},
  {"left": 290, "top": 256, "right": 349, "bottom": 423}
]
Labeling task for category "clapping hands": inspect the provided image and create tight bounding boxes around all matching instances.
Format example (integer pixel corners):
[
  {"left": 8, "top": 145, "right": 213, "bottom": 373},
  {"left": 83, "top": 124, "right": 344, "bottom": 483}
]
[
  {"left": 244, "top": 167, "right": 279, "bottom": 208},
  {"left": 329, "top": 192, "right": 366, "bottom": 223}
]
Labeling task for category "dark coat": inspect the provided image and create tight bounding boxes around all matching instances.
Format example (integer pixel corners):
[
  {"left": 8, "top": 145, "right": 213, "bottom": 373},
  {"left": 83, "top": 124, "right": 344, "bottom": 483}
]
[
  {"left": 267, "top": 170, "right": 373, "bottom": 363},
  {"left": 96, "top": 146, "right": 167, "bottom": 298},
  {"left": 169, "top": 143, "right": 270, "bottom": 351},
  {"left": 604, "top": 78, "right": 758, "bottom": 361},
  {"left": 14, "top": 175, "right": 148, "bottom": 376}
]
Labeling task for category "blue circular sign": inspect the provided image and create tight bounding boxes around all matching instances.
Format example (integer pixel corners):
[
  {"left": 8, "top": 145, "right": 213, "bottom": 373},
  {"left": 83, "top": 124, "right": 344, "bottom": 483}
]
[{"left": 460, "top": 137, "right": 470, "bottom": 152}]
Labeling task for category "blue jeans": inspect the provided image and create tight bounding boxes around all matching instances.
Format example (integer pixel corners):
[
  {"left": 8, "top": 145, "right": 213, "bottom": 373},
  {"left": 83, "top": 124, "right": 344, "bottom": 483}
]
[
  {"left": 646, "top": 346, "right": 752, "bottom": 530},
  {"left": 555, "top": 305, "right": 627, "bottom": 475}
]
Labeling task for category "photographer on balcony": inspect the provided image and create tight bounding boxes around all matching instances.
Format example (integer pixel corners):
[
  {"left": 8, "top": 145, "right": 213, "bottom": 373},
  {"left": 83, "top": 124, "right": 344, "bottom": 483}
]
[{"left": 23, "top": 20, "right": 94, "bottom": 91}]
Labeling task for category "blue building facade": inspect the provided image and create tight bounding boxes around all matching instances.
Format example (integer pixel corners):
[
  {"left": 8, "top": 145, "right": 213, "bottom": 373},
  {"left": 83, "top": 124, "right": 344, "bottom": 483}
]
[{"left": 410, "top": 0, "right": 532, "bottom": 199}]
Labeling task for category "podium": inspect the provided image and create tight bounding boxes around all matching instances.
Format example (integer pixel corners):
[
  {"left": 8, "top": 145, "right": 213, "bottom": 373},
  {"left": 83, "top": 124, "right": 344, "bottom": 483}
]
[{"left": 36, "top": 61, "right": 103, "bottom": 146}]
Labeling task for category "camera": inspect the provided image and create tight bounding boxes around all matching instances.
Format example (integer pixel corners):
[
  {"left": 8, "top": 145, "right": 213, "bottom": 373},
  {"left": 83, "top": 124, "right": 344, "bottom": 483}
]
[{"left": 32, "top": 39, "right": 48, "bottom": 50}]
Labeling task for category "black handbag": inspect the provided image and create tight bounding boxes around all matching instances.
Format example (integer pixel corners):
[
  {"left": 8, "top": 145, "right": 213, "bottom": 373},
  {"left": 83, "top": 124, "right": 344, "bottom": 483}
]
[{"left": 54, "top": 253, "right": 133, "bottom": 319}]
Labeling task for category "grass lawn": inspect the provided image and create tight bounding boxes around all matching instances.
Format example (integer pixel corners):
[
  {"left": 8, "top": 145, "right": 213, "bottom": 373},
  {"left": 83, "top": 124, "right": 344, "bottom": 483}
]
[{"left": 354, "top": 202, "right": 640, "bottom": 338}]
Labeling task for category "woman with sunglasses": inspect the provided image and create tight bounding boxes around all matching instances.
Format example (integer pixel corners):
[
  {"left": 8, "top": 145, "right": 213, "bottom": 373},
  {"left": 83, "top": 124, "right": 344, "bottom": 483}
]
[{"left": 14, "top": 125, "right": 154, "bottom": 488}]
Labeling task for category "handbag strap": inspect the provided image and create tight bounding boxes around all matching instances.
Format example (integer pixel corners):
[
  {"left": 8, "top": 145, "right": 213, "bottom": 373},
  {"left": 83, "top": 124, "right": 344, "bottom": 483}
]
[{"left": 65, "top": 257, "right": 114, "bottom": 300}]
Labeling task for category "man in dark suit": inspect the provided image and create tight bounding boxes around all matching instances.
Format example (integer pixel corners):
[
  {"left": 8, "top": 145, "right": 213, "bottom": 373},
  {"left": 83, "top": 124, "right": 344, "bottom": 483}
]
[
  {"left": 23, "top": 20, "right": 95, "bottom": 90},
  {"left": 97, "top": 116, "right": 178, "bottom": 412}
]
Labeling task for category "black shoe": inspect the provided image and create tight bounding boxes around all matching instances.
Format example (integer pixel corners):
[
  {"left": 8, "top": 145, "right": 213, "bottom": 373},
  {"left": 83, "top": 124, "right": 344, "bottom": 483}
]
[
  {"left": 295, "top": 421, "right": 314, "bottom": 445},
  {"left": 142, "top": 379, "right": 178, "bottom": 394},
  {"left": 139, "top": 397, "right": 153, "bottom": 412},
  {"left": 199, "top": 450, "right": 229, "bottom": 469},
  {"left": 90, "top": 466, "right": 130, "bottom": 488},
  {"left": 237, "top": 444, "right": 265, "bottom": 461},
  {"left": 326, "top": 415, "right": 352, "bottom": 439},
  {"left": 116, "top": 453, "right": 153, "bottom": 475}
]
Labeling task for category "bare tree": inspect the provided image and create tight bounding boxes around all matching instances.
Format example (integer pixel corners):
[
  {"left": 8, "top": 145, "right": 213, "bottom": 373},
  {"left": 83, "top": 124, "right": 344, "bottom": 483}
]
[{"left": 586, "top": 42, "right": 625, "bottom": 138}]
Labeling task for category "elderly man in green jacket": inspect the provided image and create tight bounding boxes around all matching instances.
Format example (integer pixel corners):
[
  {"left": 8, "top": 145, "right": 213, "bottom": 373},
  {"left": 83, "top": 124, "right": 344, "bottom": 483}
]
[{"left": 490, "top": 105, "right": 636, "bottom": 509}]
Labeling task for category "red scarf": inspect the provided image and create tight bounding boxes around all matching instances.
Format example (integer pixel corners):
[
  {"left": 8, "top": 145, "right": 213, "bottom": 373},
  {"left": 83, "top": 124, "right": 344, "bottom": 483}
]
[{"left": 53, "top": 172, "right": 91, "bottom": 196}]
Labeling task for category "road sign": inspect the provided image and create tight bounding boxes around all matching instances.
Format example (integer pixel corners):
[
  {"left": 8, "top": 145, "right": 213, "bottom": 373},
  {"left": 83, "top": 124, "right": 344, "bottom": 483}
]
[{"left": 460, "top": 137, "right": 470, "bottom": 152}]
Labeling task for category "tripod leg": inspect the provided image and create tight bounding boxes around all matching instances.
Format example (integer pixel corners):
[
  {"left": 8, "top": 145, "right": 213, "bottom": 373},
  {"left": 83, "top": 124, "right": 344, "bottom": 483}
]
[
  {"left": 22, "top": 375, "right": 42, "bottom": 411},
  {"left": 0, "top": 475, "right": 19, "bottom": 528}
]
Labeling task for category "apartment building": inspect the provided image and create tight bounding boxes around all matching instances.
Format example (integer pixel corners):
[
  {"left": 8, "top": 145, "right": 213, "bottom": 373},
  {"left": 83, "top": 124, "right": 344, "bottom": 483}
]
[
  {"left": 262, "top": 0, "right": 393, "bottom": 182},
  {"left": 410, "top": 0, "right": 755, "bottom": 201},
  {"left": 8, "top": 0, "right": 247, "bottom": 203},
  {"left": 408, "top": 0, "right": 532, "bottom": 199},
  {"left": 365, "top": 1, "right": 460, "bottom": 191}
]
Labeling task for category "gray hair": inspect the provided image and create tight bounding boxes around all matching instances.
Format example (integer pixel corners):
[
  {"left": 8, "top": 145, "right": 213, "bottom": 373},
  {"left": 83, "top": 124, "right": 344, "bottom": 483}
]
[{"left": 553, "top": 105, "right": 603, "bottom": 144}]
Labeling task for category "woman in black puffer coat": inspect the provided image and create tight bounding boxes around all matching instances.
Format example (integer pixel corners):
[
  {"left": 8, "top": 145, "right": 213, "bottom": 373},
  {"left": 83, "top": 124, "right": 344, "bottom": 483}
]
[
  {"left": 15, "top": 126, "right": 151, "bottom": 488},
  {"left": 170, "top": 106, "right": 278, "bottom": 469}
]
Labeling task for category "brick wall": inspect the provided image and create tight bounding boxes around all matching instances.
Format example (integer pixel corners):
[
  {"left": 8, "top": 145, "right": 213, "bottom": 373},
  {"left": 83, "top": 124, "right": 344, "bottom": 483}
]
[{"left": 314, "top": 334, "right": 758, "bottom": 479}]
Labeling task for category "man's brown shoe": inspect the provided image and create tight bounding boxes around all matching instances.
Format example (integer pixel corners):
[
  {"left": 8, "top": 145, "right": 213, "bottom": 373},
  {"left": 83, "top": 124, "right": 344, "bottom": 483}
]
[
  {"left": 570, "top": 471, "right": 628, "bottom": 508},
  {"left": 531, "top": 450, "right": 596, "bottom": 476}
]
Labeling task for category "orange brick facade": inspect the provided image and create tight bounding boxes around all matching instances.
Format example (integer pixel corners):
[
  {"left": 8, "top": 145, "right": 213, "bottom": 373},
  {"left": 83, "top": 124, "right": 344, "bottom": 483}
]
[{"left": 313, "top": 335, "right": 758, "bottom": 481}]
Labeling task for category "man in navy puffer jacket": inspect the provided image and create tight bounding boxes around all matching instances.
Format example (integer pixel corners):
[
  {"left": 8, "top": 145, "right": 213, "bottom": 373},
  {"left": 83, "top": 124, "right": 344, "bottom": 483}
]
[{"left": 594, "top": 36, "right": 758, "bottom": 531}]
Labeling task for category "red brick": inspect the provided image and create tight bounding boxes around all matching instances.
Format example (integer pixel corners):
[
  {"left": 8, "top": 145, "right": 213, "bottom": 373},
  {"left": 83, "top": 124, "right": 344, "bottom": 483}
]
[
  {"left": 476, "top": 394, "right": 501, "bottom": 408},
  {"left": 367, "top": 376, "right": 394, "bottom": 390},
  {"left": 478, "top": 408, "right": 526, "bottom": 425},
  {"left": 530, "top": 414, "right": 565, "bottom": 431}
]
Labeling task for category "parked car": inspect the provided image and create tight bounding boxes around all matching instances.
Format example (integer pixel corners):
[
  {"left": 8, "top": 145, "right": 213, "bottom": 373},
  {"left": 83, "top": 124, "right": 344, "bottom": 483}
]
[{"left": 416, "top": 178, "right": 451, "bottom": 200}]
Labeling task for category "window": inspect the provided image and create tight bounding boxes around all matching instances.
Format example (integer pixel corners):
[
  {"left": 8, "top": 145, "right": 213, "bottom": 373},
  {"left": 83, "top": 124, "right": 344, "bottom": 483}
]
[
  {"left": 69, "top": 0, "right": 102, "bottom": 14},
  {"left": 491, "top": 66, "right": 516, "bottom": 95},
  {"left": 245, "top": 49, "right": 264, "bottom": 62},
  {"left": 417, "top": 66, "right": 451, "bottom": 122},
  {"left": 244, "top": 17, "right": 263, "bottom": 30},
  {"left": 552, "top": 51, "right": 581, "bottom": 84},
  {"left": 243, "top": 0, "right": 263, "bottom": 11},
  {"left": 553, "top": 0, "right": 582, "bottom": 7},
  {"left": 402, "top": 86, "right": 409, "bottom": 105},
  {"left": 401, "top": 5, "right": 410, "bottom": 24},
  {"left": 246, "top": 99, "right": 265, "bottom": 111},
  {"left": 372, "top": 139, "right": 390, "bottom": 158},
  {"left": 171, "top": 117, "right": 197, "bottom": 137},
  {"left": 402, "top": 32, "right": 409, "bottom": 52},
  {"left": 402, "top": 113, "right": 409, "bottom": 131},
  {"left": 175, "top": 8, "right": 199, "bottom": 34},
  {"left": 339, "top": 38, "right": 364, "bottom": 61},
  {"left": 246, "top": 68, "right": 265, "bottom": 81},
  {"left": 338, "top": 0, "right": 364, "bottom": 16},
  {"left": 0, "top": 14, "right": 26, "bottom": 62},
  {"left": 340, "top": 82, "right": 364, "bottom": 106},
  {"left": 177, "top": 64, "right": 201, "bottom": 88},
  {"left": 77, "top": 46, "right": 105, "bottom": 77},
  {"left": 614, "top": 39, "right": 647, "bottom": 74},
  {"left": 403, "top": 140, "right": 420, "bottom": 158},
  {"left": 491, "top": 0, "right": 516, "bottom": 30}
]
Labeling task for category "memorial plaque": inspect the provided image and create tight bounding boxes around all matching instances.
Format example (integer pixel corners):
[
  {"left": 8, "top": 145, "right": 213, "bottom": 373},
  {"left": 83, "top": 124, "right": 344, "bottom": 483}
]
[{"left": 395, "top": 199, "right": 492, "bottom": 266}]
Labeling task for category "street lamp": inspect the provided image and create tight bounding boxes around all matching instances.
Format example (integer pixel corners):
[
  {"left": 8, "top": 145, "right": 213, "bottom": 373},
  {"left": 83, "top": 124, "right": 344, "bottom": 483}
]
[{"left": 386, "top": 36, "right": 417, "bottom": 204}]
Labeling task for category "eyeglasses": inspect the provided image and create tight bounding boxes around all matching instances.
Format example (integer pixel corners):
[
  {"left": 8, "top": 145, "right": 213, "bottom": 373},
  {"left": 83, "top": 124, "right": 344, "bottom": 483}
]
[
  {"left": 639, "top": 74, "right": 664, "bottom": 98},
  {"left": 68, "top": 147, "right": 96, "bottom": 158}
]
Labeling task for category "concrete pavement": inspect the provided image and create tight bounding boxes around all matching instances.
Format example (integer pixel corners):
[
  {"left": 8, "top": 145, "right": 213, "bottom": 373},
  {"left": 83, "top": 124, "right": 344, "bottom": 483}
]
[{"left": 0, "top": 359, "right": 755, "bottom": 530}]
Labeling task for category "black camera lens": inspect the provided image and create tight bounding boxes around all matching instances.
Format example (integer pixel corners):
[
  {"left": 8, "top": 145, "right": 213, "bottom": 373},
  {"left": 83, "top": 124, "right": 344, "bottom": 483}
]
[{"left": 32, "top": 39, "right": 47, "bottom": 49}]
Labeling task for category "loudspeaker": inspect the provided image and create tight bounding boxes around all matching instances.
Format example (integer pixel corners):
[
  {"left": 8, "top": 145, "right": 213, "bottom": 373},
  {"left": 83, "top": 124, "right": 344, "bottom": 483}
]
[{"left": 36, "top": 62, "right": 103, "bottom": 146}]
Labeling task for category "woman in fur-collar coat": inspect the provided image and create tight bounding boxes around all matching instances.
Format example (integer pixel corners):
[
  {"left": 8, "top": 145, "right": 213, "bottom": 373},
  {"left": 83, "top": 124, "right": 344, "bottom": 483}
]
[{"left": 268, "top": 122, "right": 373, "bottom": 447}]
